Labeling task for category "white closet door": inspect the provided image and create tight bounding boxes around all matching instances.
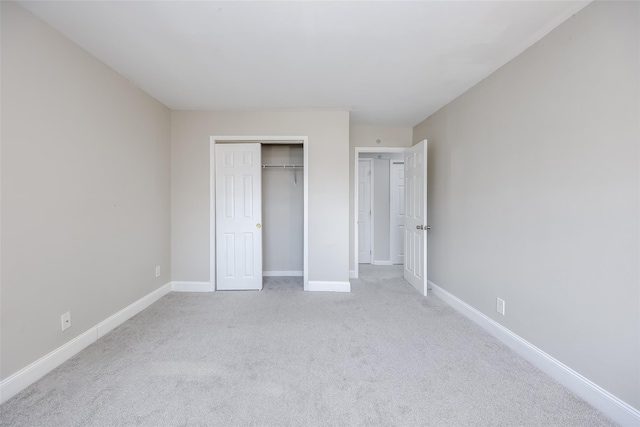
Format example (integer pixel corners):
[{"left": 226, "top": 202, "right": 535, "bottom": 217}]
[
  {"left": 403, "top": 140, "right": 428, "bottom": 296},
  {"left": 358, "top": 159, "right": 372, "bottom": 264},
  {"left": 390, "top": 161, "right": 405, "bottom": 265},
  {"left": 215, "top": 143, "right": 262, "bottom": 290}
]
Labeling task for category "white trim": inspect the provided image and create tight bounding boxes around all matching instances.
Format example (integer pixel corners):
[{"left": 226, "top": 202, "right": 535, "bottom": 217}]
[
  {"left": 354, "top": 147, "right": 408, "bottom": 280},
  {"left": 307, "top": 281, "right": 351, "bottom": 292},
  {"left": 372, "top": 260, "right": 393, "bottom": 266},
  {"left": 263, "top": 271, "right": 303, "bottom": 277},
  {"left": 171, "top": 281, "right": 213, "bottom": 292},
  {"left": 0, "top": 327, "right": 96, "bottom": 405},
  {"left": 349, "top": 269, "right": 357, "bottom": 279},
  {"left": 429, "top": 280, "right": 640, "bottom": 427},
  {"left": 0, "top": 283, "right": 171, "bottom": 405},
  {"left": 210, "top": 136, "right": 309, "bottom": 292},
  {"left": 97, "top": 283, "right": 172, "bottom": 338}
]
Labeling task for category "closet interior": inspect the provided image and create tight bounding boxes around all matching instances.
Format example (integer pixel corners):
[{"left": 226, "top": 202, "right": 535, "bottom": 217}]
[{"left": 262, "top": 144, "right": 304, "bottom": 280}]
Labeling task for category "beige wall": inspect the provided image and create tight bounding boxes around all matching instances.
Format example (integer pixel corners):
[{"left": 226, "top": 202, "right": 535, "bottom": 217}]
[
  {"left": 349, "top": 125, "right": 412, "bottom": 272},
  {"left": 1, "top": 2, "right": 171, "bottom": 379},
  {"left": 171, "top": 111, "right": 350, "bottom": 284},
  {"left": 413, "top": 1, "right": 639, "bottom": 409}
]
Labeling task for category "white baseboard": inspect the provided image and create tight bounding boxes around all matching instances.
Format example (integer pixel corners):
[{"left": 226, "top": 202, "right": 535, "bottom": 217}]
[
  {"left": 307, "top": 280, "right": 351, "bottom": 292},
  {"left": 0, "top": 282, "right": 171, "bottom": 405},
  {"left": 170, "top": 281, "right": 213, "bottom": 292},
  {"left": 349, "top": 270, "right": 358, "bottom": 279},
  {"left": 263, "top": 271, "right": 303, "bottom": 277},
  {"left": 372, "top": 260, "right": 393, "bottom": 266},
  {"left": 428, "top": 280, "right": 640, "bottom": 427},
  {"left": 97, "top": 283, "right": 171, "bottom": 338}
]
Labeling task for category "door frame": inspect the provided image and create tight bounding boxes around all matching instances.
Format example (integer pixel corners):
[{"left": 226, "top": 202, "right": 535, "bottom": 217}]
[
  {"left": 211, "top": 136, "right": 309, "bottom": 291},
  {"left": 354, "top": 147, "right": 407, "bottom": 278}
]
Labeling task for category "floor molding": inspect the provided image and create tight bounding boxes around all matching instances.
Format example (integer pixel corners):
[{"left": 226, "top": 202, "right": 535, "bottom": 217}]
[
  {"left": 171, "top": 281, "right": 213, "bottom": 292},
  {"left": 263, "top": 271, "right": 303, "bottom": 277},
  {"left": 307, "top": 280, "right": 351, "bottom": 292},
  {"left": 372, "top": 260, "right": 393, "bottom": 266},
  {"left": 349, "top": 270, "right": 357, "bottom": 279},
  {"left": 428, "top": 280, "right": 640, "bottom": 427},
  {"left": 0, "top": 282, "right": 172, "bottom": 405}
]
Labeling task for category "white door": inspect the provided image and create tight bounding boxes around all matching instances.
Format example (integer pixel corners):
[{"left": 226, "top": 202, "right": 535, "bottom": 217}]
[
  {"left": 404, "top": 140, "right": 428, "bottom": 296},
  {"left": 358, "top": 159, "right": 372, "bottom": 264},
  {"left": 390, "top": 161, "right": 405, "bottom": 265},
  {"left": 215, "top": 143, "right": 263, "bottom": 290}
]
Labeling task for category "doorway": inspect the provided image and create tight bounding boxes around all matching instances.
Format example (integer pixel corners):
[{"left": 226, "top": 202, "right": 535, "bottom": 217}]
[
  {"left": 354, "top": 143, "right": 428, "bottom": 295},
  {"left": 358, "top": 158, "right": 373, "bottom": 264},
  {"left": 357, "top": 152, "right": 405, "bottom": 266},
  {"left": 210, "top": 136, "right": 309, "bottom": 291}
]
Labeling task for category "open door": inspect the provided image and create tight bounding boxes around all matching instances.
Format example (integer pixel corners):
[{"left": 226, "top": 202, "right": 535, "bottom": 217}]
[
  {"left": 215, "top": 143, "right": 263, "bottom": 290},
  {"left": 404, "top": 140, "right": 428, "bottom": 296}
]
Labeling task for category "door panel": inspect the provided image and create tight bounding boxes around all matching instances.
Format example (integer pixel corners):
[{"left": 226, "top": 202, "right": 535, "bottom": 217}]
[
  {"left": 216, "top": 143, "right": 262, "bottom": 290},
  {"left": 403, "top": 140, "right": 428, "bottom": 296},
  {"left": 358, "top": 159, "right": 372, "bottom": 264}
]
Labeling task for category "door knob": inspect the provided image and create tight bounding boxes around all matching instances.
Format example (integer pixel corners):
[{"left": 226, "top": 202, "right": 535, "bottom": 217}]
[
  {"left": 426, "top": 225, "right": 431, "bottom": 230},
  {"left": 256, "top": 223, "right": 262, "bottom": 229},
  {"left": 416, "top": 225, "right": 423, "bottom": 230}
]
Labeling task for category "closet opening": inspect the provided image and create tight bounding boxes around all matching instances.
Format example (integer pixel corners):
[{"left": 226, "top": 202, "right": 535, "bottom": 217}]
[
  {"left": 262, "top": 144, "right": 304, "bottom": 291},
  {"left": 210, "top": 136, "right": 309, "bottom": 292},
  {"left": 354, "top": 147, "right": 406, "bottom": 278}
]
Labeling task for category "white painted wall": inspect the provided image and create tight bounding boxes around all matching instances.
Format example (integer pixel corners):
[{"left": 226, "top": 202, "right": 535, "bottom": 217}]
[
  {"left": 1, "top": 2, "right": 171, "bottom": 380},
  {"left": 171, "top": 111, "right": 349, "bottom": 284},
  {"left": 350, "top": 125, "right": 412, "bottom": 273},
  {"left": 262, "top": 145, "right": 303, "bottom": 274},
  {"left": 413, "top": 1, "right": 639, "bottom": 411}
]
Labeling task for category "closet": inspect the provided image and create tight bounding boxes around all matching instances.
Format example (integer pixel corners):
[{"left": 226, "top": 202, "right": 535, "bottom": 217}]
[
  {"left": 213, "top": 141, "right": 304, "bottom": 290},
  {"left": 261, "top": 144, "right": 304, "bottom": 279}
]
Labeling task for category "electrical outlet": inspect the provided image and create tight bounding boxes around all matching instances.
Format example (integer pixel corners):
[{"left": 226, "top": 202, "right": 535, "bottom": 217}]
[
  {"left": 496, "top": 298, "right": 505, "bottom": 316},
  {"left": 61, "top": 312, "right": 71, "bottom": 331},
  {"left": 155, "top": 265, "right": 161, "bottom": 277}
]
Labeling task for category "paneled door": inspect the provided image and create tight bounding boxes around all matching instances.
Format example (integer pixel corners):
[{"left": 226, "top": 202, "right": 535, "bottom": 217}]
[
  {"left": 403, "top": 140, "right": 428, "bottom": 296},
  {"left": 358, "top": 159, "right": 372, "bottom": 264},
  {"left": 215, "top": 143, "right": 262, "bottom": 290},
  {"left": 390, "top": 161, "right": 405, "bottom": 265}
]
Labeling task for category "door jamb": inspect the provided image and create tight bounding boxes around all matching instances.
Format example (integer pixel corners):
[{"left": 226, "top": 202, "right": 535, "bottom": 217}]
[
  {"left": 211, "top": 136, "right": 309, "bottom": 291},
  {"left": 354, "top": 147, "right": 407, "bottom": 278}
]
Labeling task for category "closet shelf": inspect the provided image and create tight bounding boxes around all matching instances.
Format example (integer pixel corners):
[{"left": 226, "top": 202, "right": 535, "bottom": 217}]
[{"left": 262, "top": 165, "right": 303, "bottom": 168}]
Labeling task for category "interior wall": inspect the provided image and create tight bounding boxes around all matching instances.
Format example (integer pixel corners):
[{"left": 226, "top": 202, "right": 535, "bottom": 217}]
[
  {"left": 171, "top": 111, "right": 350, "bottom": 284},
  {"left": 1, "top": 2, "right": 171, "bottom": 380},
  {"left": 349, "top": 125, "right": 412, "bottom": 273},
  {"left": 262, "top": 145, "right": 303, "bottom": 274},
  {"left": 413, "top": 0, "right": 639, "bottom": 410}
]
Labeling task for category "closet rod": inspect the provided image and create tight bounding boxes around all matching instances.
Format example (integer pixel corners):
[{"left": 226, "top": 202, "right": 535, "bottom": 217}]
[{"left": 261, "top": 165, "right": 303, "bottom": 168}]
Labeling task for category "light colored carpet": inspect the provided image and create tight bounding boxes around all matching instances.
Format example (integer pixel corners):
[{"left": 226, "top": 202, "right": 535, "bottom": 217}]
[{"left": 0, "top": 266, "right": 615, "bottom": 426}]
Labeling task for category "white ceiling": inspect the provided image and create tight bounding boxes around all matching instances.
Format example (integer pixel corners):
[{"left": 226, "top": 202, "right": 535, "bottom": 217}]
[{"left": 18, "top": 1, "right": 589, "bottom": 126}]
